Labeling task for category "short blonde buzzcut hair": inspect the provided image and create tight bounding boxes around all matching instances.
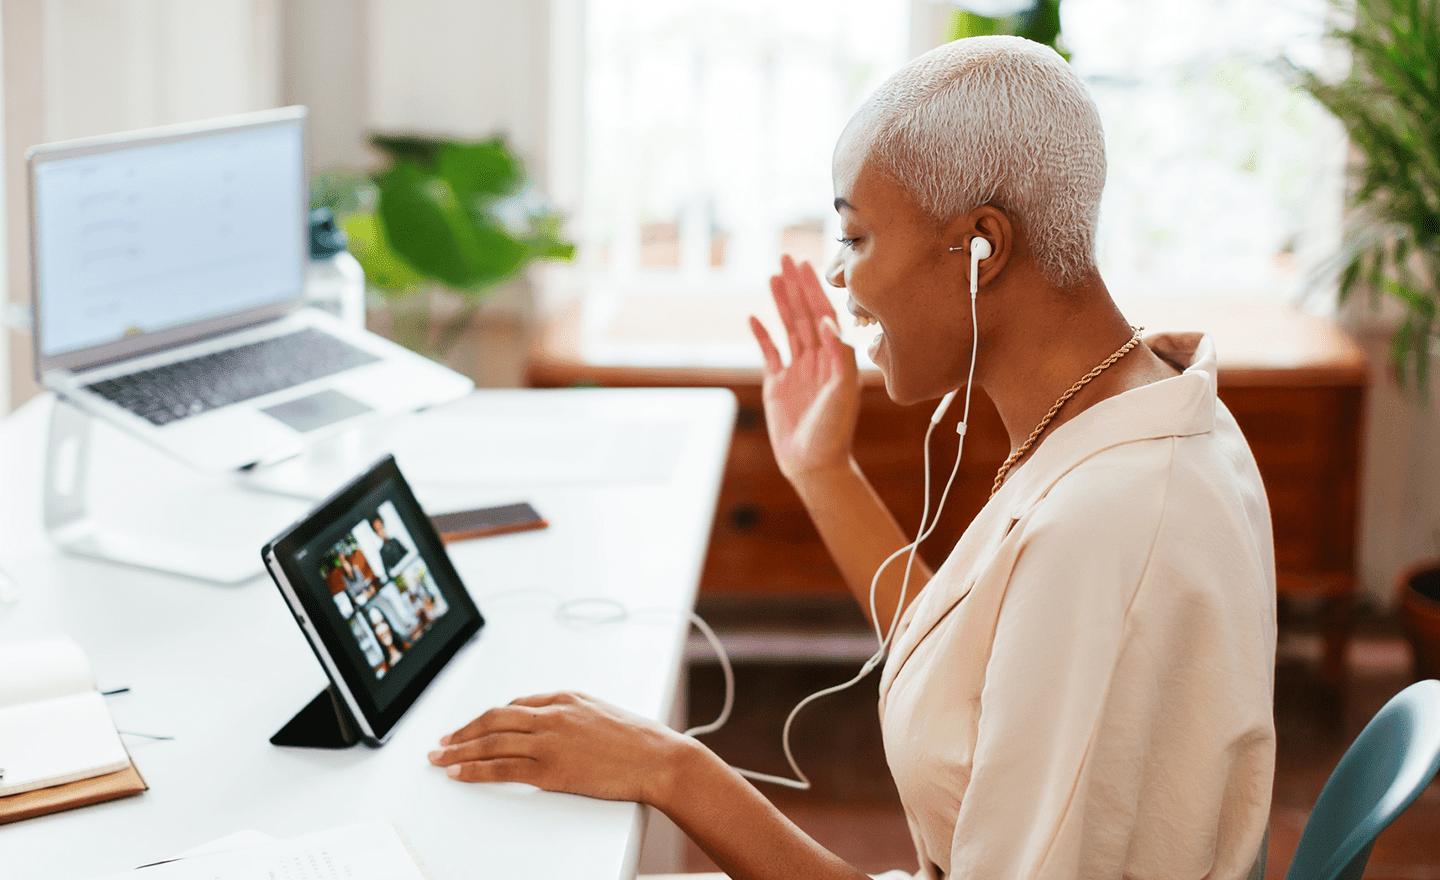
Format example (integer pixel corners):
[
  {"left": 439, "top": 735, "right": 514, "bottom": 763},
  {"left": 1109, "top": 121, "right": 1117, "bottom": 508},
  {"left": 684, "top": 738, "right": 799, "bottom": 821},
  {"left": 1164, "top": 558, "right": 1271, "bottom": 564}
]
[{"left": 858, "top": 35, "right": 1106, "bottom": 287}]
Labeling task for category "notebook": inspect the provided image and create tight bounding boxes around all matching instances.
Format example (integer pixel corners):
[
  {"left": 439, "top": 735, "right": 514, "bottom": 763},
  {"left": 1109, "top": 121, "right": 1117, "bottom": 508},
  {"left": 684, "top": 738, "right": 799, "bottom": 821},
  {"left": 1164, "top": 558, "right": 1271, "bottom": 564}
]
[
  {"left": 0, "top": 636, "right": 147, "bottom": 824},
  {"left": 27, "top": 106, "right": 473, "bottom": 472}
]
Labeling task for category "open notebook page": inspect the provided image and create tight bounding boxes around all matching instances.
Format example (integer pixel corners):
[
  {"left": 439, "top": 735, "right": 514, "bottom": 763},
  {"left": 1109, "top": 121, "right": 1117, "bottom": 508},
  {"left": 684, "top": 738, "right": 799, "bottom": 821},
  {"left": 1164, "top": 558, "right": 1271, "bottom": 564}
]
[
  {"left": 0, "top": 636, "right": 96, "bottom": 707},
  {"left": 0, "top": 637, "right": 129, "bottom": 797}
]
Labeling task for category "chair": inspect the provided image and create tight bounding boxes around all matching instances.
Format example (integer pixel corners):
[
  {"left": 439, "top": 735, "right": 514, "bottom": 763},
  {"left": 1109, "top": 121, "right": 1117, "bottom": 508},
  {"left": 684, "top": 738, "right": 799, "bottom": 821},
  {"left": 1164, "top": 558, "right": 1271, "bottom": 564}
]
[{"left": 1284, "top": 679, "right": 1440, "bottom": 880}]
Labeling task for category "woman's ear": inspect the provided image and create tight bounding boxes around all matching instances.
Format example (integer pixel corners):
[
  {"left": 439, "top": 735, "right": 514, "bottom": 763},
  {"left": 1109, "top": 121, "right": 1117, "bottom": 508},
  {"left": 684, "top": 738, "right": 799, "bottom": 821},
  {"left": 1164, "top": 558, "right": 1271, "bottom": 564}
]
[{"left": 944, "top": 206, "right": 1012, "bottom": 292}]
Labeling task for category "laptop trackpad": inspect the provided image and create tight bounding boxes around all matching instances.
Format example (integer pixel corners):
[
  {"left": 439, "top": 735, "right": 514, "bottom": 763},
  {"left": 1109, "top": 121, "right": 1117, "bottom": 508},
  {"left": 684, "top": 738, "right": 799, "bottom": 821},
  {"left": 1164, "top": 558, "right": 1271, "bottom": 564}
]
[{"left": 261, "top": 389, "right": 373, "bottom": 432}]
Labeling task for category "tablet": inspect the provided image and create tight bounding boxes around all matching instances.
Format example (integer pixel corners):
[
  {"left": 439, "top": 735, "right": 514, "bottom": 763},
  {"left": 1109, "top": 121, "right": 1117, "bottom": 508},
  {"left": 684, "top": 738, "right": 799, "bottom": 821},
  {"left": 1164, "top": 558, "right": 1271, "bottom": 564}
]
[{"left": 262, "top": 454, "right": 483, "bottom": 746}]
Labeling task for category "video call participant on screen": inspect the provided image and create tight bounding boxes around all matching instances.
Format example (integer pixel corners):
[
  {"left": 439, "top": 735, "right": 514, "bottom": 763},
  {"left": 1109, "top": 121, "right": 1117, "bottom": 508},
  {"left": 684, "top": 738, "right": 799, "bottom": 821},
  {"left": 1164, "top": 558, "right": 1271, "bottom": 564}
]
[
  {"left": 334, "top": 553, "right": 370, "bottom": 601},
  {"left": 367, "top": 606, "right": 405, "bottom": 673},
  {"left": 371, "top": 514, "right": 408, "bottom": 578},
  {"left": 427, "top": 37, "right": 1275, "bottom": 880}
]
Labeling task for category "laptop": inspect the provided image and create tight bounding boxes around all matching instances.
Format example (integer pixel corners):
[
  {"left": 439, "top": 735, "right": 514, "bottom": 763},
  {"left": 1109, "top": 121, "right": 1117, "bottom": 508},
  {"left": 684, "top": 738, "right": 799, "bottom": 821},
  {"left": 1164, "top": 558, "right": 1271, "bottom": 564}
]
[{"left": 27, "top": 106, "right": 474, "bottom": 472}]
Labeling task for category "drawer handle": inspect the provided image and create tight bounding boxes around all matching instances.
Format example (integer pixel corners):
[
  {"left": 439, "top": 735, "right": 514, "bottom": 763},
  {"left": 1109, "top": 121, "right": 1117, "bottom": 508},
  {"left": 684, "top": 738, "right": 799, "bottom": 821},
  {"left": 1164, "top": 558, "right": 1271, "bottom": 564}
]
[{"left": 729, "top": 503, "right": 762, "bottom": 532}]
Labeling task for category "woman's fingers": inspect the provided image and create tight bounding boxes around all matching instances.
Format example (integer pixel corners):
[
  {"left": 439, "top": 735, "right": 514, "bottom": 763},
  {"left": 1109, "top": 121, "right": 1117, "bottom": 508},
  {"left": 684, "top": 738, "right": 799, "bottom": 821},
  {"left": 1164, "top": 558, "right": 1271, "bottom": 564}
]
[
  {"left": 509, "top": 691, "right": 582, "bottom": 708},
  {"left": 780, "top": 255, "right": 820, "bottom": 353},
  {"left": 794, "top": 259, "right": 837, "bottom": 324},
  {"left": 429, "top": 730, "right": 537, "bottom": 766},
  {"left": 761, "top": 255, "right": 843, "bottom": 372},
  {"left": 769, "top": 272, "right": 805, "bottom": 363},
  {"left": 444, "top": 757, "right": 541, "bottom": 784},
  {"left": 750, "top": 315, "right": 784, "bottom": 375},
  {"left": 440, "top": 704, "right": 540, "bottom": 745},
  {"left": 818, "top": 315, "right": 855, "bottom": 376},
  {"left": 441, "top": 692, "right": 588, "bottom": 746}
]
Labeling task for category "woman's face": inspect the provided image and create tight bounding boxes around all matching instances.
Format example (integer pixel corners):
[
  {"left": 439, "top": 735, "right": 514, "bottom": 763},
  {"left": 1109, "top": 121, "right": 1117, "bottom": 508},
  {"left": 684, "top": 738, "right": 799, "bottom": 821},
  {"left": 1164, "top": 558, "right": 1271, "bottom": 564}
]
[
  {"left": 824, "top": 140, "right": 972, "bottom": 406},
  {"left": 373, "top": 617, "right": 393, "bottom": 646}
]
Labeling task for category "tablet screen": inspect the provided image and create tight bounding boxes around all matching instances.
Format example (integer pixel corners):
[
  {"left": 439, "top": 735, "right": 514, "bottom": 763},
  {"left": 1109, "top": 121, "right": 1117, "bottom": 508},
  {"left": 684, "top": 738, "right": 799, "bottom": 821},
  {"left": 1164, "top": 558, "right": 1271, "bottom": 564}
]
[{"left": 265, "top": 456, "right": 482, "bottom": 741}]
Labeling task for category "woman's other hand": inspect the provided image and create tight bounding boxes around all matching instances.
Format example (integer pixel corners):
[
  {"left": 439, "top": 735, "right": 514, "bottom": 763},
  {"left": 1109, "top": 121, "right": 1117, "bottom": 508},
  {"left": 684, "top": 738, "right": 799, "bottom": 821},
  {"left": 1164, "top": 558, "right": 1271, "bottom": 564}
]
[
  {"left": 749, "top": 256, "right": 860, "bottom": 484},
  {"left": 428, "top": 692, "right": 695, "bottom": 806}
]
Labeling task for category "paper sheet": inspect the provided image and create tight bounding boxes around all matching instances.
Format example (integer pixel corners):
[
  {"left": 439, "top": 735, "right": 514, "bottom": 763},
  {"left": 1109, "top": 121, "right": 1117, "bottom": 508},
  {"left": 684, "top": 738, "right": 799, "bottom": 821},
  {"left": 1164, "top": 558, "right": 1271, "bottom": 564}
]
[
  {"left": 100, "top": 822, "right": 429, "bottom": 880},
  {"left": 0, "top": 636, "right": 94, "bottom": 709}
]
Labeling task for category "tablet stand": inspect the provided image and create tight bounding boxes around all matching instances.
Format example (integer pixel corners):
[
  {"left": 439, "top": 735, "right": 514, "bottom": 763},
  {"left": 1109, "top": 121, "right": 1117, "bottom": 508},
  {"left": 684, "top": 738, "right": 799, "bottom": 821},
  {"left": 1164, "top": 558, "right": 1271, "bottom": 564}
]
[
  {"left": 42, "top": 397, "right": 268, "bottom": 583},
  {"left": 271, "top": 685, "right": 360, "bottom": 748}
]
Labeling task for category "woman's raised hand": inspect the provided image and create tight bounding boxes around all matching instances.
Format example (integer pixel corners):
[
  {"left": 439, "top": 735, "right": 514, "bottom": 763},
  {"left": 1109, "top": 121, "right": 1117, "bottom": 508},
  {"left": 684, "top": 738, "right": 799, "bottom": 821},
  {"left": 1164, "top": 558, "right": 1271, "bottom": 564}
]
[{"left": 749, "top": 256, "right": 860, "bottom": 484}]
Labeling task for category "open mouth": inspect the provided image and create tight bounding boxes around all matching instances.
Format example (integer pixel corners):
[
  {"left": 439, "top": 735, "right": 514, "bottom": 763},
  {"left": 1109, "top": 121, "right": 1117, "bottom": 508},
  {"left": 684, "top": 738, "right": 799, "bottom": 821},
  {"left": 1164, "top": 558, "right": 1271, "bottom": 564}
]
[{"left": 848, "top": 300, "right": 879, "bottom": 329}]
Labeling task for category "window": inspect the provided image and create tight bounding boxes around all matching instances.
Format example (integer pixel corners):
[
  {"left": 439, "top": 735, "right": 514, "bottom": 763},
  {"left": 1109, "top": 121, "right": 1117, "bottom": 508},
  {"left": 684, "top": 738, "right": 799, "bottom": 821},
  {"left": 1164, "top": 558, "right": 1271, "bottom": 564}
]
[
  {"left": 1065, "top": 0, "right": 1346, "bottom": 302},
  {"left": 577, "top": 0, "right": 912, "bottom": 288},
  {"left": 569, "top": 0, "right": 1346, "bottom": 317}
]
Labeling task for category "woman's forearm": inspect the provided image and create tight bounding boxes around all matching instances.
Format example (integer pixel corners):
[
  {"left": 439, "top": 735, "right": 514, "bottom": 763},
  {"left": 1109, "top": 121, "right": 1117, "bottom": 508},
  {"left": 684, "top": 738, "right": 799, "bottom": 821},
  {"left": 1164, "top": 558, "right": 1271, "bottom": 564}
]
[
  {"left": 790, "top": 457, "right": 932, "bottom": 634},
  {"left": 652, "top": 737, "right": 872, "bottom": 880}
]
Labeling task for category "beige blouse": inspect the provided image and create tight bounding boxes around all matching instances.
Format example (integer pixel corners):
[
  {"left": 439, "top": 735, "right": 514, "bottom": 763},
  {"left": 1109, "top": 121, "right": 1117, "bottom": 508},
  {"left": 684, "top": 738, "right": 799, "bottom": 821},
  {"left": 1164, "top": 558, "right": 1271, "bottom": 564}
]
[{"left": 878, "top": 333, "right": 1276, "bottom": 880}]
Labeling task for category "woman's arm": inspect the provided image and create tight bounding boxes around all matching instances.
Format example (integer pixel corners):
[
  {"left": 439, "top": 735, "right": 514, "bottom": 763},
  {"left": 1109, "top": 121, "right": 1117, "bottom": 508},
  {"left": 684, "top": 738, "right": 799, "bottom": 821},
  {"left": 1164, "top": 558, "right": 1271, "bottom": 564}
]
[
  {"left": 788, "top": 459, "right": 932, "bottom": 636},
  {"left": 428, "top": 692, "right": 870, "bottom": 880},
  {"left": 752, "top": 256, "right": 931, "bottom": 634}
]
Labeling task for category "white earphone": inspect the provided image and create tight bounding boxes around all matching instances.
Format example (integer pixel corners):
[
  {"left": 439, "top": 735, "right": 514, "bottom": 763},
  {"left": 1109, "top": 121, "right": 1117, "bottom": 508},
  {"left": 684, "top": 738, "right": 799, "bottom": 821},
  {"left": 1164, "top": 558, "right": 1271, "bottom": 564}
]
[{"left": 948, "top": 236, "right": 992, "bottom": 296}]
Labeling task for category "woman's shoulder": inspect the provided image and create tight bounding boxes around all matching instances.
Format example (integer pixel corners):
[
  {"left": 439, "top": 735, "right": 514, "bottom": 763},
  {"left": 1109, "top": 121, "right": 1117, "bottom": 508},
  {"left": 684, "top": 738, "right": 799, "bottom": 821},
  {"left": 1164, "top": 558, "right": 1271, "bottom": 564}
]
[{"left": 1018, "top": 420, "right": 1268, "bottom": 563}]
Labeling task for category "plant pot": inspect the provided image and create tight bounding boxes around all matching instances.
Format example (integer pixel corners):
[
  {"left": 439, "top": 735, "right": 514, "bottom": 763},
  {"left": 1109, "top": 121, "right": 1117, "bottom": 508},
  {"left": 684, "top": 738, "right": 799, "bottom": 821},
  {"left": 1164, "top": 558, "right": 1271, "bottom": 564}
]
[{"left": 1397, "top": 557, "right": 1440, "bottom": 681}]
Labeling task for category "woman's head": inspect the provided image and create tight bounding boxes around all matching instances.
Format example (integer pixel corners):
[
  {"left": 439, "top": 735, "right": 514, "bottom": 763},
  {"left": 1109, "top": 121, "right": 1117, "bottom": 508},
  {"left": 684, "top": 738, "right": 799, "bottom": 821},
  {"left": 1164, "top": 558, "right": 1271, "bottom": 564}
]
[
  {"left": 368, "top": 608, "right": 393, "bottom": 646},
  {"left": 841, "top": 35, "right": 1105, "bottom": 288},
  {"left": 827, "top": 37, "right": 1108, "bottom": 404}
]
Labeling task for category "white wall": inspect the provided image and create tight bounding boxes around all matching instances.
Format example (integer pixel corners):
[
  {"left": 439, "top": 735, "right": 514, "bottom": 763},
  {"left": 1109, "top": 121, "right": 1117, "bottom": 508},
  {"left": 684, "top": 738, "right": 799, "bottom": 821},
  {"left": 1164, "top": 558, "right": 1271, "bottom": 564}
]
[
  {"left": 1347, "top": 301, "right": 1440, "bottom": 607},
  {"left": 0, "top": 4, "right": 8, "bottom": 418},
  {"left": 366, "top": 0, "right": 551, "bottom": 172},
  {"left": 279, "top": 0, "right": 563, "bottom": 186},
  {"left": 41, "top": 0, "right": 280, "bottom": 142},
  {"left": 281, "top": 0, "right": 368, "bottom": 170}
]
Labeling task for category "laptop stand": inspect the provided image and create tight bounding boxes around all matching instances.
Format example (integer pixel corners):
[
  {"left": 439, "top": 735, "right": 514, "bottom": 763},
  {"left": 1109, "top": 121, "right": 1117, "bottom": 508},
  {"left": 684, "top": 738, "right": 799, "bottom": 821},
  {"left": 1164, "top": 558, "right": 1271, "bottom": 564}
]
[{"left": 42, "top": 397, "right": 267, "bottom": 583}]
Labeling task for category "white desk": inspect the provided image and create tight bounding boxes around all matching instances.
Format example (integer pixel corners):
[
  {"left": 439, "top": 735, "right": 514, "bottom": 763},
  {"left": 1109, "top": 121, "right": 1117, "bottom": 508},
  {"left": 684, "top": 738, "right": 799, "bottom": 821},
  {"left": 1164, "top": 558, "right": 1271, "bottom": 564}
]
[{"left": 0, "top": 388, "right": 735, "bottom": 880}]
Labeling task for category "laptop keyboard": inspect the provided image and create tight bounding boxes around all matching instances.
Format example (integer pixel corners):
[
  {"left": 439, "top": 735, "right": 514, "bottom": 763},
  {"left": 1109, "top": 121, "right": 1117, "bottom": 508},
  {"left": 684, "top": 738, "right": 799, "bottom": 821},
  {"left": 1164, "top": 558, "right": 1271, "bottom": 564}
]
[{"left": 85, "top": 328, "right": 383, "bottom": 427}]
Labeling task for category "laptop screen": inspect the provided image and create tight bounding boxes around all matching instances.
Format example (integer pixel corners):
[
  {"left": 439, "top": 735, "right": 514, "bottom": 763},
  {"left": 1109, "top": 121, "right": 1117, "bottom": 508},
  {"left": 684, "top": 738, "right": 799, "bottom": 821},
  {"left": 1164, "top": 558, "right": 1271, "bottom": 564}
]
[{"left": 31, "top": 112, "right": 306, "bottom": 361}]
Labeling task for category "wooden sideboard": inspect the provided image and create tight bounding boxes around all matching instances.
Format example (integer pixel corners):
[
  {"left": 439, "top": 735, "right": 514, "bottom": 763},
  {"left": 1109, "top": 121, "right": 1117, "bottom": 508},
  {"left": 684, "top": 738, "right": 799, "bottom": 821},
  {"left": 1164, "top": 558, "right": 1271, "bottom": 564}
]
[{"left": 527, "top": 290, "right": 1369, "bottom": 688}]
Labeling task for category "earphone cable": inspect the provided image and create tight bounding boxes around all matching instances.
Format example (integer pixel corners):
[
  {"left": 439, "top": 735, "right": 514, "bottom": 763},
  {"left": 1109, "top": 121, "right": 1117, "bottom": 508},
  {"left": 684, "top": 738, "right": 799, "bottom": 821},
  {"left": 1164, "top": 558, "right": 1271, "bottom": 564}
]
[{"left": 703, "top": 275, "right": 983, "bottom": 791}]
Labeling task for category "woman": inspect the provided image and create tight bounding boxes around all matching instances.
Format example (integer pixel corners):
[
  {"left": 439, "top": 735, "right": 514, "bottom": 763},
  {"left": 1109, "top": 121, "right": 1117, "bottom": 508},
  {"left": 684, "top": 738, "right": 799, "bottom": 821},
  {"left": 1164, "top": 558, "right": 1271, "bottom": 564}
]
[
  {"left": 428, "top": 36, "right": 1275, "bottom": 880},
  {"left": 368, "top": 606, "right": 406, "bottom": 671}
]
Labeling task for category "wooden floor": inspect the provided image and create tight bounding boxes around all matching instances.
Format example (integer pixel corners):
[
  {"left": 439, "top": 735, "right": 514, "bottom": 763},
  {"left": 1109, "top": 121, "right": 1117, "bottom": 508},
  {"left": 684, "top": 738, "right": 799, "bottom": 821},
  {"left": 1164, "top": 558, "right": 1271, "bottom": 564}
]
[{"left": 679, "top": 599, "right": 1440, "bottom": 878}]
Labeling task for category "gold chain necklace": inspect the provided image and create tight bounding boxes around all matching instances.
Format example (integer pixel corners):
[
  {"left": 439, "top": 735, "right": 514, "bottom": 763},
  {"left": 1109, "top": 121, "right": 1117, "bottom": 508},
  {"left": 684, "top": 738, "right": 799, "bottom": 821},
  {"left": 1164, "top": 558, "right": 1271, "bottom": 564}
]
[{"left": 990, "top": 326, "right": 1145, "bottom": 498}]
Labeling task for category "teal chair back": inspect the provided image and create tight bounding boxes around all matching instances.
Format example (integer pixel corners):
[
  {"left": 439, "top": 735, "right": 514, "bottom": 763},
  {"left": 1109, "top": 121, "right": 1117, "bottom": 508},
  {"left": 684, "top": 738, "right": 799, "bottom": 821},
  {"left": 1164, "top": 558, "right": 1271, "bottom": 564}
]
[{"left": 1284, "top": 679, "right": 1440, "bottom": 880}]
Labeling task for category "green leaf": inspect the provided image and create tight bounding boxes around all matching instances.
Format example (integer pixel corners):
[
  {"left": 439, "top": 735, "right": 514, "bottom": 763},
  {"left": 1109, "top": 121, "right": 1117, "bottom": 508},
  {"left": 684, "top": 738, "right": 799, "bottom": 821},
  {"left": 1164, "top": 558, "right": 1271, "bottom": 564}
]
[
  {"left": 1018, "top": 0, "right": 1067, "bottom": 58},
  {"left": 948, "top": 3, "right": 1070, "bottom": 60},
  {"left": 437, "top": 140, "right": 524, "bottom": 209},
  {"left": 529, "top": 237, "right": 577, "bottom": 261},
  {"left": 369, "top": 134, "right": 448, "bottom": 169},
  {"left": 949, "top": 10, "right": 999, "bottom": 41},
  {"left": 464, "top": 220, "right": 531, "bottom": 290},
  {"left": 376, "top": 162, "right": 493, "bottom": 289},
  {"left": 339, "top": 212, "right": 425, "bottom": 293},
  {"left": 1339, "top": 257, "right": 1361, "bottom": 303}
]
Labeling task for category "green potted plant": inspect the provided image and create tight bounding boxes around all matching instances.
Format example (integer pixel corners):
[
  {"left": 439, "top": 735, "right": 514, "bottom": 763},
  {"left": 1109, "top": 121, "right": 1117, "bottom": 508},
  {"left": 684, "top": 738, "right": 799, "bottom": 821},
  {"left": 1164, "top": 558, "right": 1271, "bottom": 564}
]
[
  {"left": 1297, "top": 0, "right": 1440, "bottom": 678},
  {"left": 312, "top": 134, "right": 575, "bottom": 362},
  {"left": 1297, "top": 0, "right": 1439, "bottom": 387}
]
